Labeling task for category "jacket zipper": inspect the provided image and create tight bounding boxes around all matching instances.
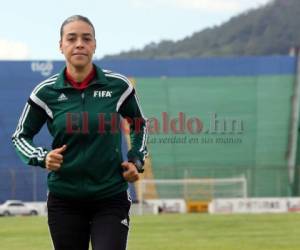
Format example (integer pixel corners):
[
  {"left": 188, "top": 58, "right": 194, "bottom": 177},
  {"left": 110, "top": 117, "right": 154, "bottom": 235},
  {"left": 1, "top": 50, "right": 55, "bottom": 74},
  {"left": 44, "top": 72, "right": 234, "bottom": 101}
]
[{"left": 79, "top": 90, "right": 86, "bottom": 196}]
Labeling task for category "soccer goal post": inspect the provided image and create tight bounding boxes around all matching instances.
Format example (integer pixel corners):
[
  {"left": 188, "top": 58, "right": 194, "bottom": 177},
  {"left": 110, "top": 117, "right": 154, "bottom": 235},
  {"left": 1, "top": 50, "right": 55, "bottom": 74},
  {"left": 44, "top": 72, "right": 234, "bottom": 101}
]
[
  {"left": 139, "top": 176, "right": 247, "bottom": 200},
  {"left": 133, "top": 176, "right": 247, "bottom": 215}
]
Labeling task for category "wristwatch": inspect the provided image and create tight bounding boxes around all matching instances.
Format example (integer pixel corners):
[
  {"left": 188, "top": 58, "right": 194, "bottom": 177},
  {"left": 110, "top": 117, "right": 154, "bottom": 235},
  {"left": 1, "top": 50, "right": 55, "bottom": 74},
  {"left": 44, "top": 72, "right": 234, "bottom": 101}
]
[{"left": 130, "top": 158, "right": 144, "bottom": 173}]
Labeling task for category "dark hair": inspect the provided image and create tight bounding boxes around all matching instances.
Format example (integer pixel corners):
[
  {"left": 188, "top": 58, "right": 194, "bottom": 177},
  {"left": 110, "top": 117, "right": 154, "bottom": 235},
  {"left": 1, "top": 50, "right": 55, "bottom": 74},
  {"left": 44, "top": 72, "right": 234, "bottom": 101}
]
[{"left": 60, "top": 15, "right": 95, "bottom": 39}]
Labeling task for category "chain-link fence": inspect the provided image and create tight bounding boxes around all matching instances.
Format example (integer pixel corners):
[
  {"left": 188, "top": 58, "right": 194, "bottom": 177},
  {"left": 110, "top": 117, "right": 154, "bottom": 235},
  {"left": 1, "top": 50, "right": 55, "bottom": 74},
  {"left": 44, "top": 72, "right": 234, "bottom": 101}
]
[
  {"left": 0, "top": 165, "right": 299, "bottom": 203},
  {"left": 0, "top": 168, "right": 48, "bottom": 202},
  {"left": 149, "top": 165, "right": 298, "bottom": 198}
]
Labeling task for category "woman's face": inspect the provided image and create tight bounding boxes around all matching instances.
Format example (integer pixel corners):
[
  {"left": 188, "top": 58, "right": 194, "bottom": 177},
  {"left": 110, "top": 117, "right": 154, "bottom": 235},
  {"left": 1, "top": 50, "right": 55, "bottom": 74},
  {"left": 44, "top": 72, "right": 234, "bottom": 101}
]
[{"left": 60, "top": 20, "right": 96, "bottom": 70}]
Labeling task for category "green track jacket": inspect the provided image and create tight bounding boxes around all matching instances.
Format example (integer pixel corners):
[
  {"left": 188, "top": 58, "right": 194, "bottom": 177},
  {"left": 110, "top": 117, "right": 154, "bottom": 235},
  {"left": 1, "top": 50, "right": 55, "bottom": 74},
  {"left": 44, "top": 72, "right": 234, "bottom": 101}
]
[{"left": 12, "top": 65, "right": 148, "bottom": 199}]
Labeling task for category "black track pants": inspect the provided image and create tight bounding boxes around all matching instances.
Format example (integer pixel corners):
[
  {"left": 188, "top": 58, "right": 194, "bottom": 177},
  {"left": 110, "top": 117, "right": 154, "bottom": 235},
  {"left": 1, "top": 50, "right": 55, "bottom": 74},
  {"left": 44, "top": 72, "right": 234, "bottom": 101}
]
[{"left": 47, "top": 191, "right": 131, "bottom": 250}]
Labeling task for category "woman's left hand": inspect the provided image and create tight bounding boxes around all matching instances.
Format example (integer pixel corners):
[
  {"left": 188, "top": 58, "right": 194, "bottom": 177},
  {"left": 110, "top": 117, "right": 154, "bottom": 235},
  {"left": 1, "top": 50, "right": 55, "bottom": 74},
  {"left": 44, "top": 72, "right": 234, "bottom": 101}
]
[{"left": 121, "top": 161, "right": 139, "bottom": 183}]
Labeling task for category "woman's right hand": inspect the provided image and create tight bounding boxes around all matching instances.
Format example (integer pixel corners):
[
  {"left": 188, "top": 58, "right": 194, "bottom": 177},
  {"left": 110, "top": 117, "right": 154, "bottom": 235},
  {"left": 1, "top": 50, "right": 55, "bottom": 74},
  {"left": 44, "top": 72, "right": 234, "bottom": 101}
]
[{"left": 45, "top": 145, "right": 67, "bottom": 171}]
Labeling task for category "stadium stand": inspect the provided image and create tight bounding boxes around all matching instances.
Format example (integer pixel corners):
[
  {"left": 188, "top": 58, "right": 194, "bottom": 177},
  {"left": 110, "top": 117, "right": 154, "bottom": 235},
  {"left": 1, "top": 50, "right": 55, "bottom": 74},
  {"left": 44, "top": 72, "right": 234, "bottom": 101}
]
[{"left": 0, "top": 56, "right": 298, "bottom": 202}]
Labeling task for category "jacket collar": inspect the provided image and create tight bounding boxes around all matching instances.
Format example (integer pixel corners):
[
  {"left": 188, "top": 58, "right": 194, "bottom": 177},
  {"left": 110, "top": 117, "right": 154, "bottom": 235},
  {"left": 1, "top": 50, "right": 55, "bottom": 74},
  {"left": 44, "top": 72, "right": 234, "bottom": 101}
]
[{"left": 53, "top": 64, "right": 109, "bottom": 89}]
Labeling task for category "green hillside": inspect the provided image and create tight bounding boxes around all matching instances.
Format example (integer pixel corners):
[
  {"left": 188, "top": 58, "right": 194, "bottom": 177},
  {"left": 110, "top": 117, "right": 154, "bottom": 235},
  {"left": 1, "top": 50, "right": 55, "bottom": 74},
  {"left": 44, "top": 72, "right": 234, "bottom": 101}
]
[{"left": 104, "top": 0, "right": 300, "bottom": 59}]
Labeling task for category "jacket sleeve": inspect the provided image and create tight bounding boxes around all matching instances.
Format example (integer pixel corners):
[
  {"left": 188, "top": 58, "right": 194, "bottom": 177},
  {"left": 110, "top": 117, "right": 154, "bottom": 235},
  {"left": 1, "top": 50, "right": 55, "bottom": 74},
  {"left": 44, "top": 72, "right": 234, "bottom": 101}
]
[
  {"left": 118, "top": 89, "right": 148, "bottom": 164},
  {"left": 12, "top": 99, "right": 49, "bottom": 168}
]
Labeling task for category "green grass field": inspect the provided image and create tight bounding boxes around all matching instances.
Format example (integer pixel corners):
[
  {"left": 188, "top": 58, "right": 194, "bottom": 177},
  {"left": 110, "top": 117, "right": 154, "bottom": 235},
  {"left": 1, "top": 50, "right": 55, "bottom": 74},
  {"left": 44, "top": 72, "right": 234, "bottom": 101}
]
[{"left": 0, "top": 213, "right": 300, "bottom": 250}]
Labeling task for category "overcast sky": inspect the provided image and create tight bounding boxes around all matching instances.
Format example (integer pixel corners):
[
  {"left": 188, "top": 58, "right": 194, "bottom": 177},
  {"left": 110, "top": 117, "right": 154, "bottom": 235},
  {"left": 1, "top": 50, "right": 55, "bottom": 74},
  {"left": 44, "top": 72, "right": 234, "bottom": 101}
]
[{"left": 0, "top": 0, "right": 271, "bottom": 60}]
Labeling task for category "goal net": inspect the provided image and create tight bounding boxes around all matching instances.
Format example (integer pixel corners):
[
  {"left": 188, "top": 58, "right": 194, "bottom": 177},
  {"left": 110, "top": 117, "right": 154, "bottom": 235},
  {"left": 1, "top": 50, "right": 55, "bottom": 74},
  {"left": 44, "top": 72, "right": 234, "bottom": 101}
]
[
  {"left": 131, "top": 177, "right": 247, "bottom": 215},
  {"left": 137, "top": 176, "right": 247, "bottom": 202}
]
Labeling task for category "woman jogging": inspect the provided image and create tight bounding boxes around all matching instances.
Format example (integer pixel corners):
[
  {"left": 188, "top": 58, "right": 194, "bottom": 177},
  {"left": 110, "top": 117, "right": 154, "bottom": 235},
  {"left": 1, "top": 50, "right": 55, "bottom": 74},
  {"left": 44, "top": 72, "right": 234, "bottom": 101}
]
[{"left": 12, "top": 15, "right": 148, "bottom": 250}]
